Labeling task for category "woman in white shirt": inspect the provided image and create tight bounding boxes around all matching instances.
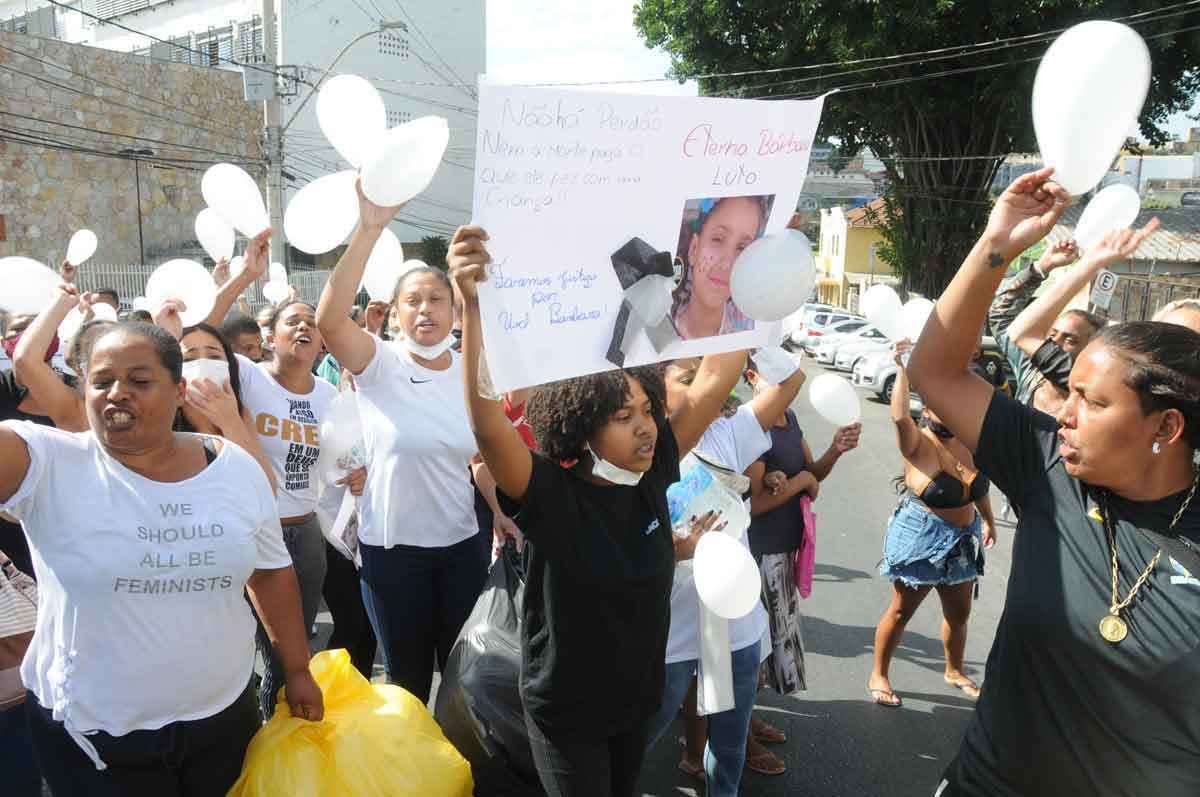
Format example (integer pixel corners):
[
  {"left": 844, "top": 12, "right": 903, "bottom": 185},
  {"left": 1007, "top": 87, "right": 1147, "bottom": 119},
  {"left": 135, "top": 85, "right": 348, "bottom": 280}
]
[
  {"left": 222, "top": 298, "right": 340, "bottom": 719},
  {"left": 315, "top": 183, "right": 486, "bottom": 702},
  {"left": 0, "top": 321, "right": 322, "bottom": 796}
]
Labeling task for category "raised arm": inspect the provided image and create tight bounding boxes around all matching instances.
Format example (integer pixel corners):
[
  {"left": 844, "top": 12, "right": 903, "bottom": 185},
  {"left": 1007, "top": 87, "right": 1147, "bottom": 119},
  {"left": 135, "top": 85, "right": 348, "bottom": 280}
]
[
  {"left": 1009, "top": 221, "right": 1159, "bottom": 357},
  {"left": 746, "top": 363, "right": 806, "bottom": 432},
  {"left": 671, "top": 350, "right": 748, "bottom": 457},
  {"left": 448, "top": 225, "right": 533, "bottom": 502},
  {"left": 12, "top": 285, "right": 87, "bottom": 431},
  {"left": 316, "top": 182, "right": 405, "bottom": 375},
  {"left": 202, "top": 233, "right": 270, "bottom": 328},
  {"left": 907, "top": 167, "right": 1070, "bottom": 452},
  {"left": 889, "top": 340, "right": 923, "bottom": 460}
]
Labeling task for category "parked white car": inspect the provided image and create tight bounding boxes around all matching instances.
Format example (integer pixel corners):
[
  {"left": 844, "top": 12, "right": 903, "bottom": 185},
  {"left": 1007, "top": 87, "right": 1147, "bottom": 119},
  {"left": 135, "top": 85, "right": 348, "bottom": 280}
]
[
  {"left": 833, "top": 338, "right": 893, "bottom": 371},
  {"left": 801, "top": 317, "right": 869, "bottom": 355},
  {"left": 782, "top": 302, "right": 833, "bottom": 343},
  {"left": 852, "top": 350, "right": 925, "bottom": 414},
  {"left": 790, "top": 309, "right": 862, "bottom": 349},
  {"left": 811, "top": 324, "right": 890, "bottom": 364}
]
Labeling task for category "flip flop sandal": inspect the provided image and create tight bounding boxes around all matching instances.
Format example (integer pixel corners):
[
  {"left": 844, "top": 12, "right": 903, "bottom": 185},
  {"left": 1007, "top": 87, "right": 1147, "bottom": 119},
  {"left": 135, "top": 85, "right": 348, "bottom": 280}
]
[
  {"left": 868, "top": 686, "right": 902, "bottom": 708},
  {"left": 751, "top": 718, "right": 788, "bottom": 744},
  {"left": 946, "top": 678, "right": 981, "bottom": 700},
  {"left": 745, "top": 750, "right": 787, "bottom": 776}
]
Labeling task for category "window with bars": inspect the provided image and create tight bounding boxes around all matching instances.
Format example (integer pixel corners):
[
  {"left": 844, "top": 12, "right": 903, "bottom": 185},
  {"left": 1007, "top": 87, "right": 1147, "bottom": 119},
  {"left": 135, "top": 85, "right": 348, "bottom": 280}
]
[
  {"left": 387, "top": 110, "right": 413, "bottom": 127},
  {"left": 85, "top": 0, "right": 168, "bottom": 19},
  {"left": 195, "top": 27, "right": 234, "bottom": 67},
  {"left": 379, "top": 32, "right": 409, "bottom": 59},
  {"left": 168, "top": 36, "right": 195, "bottom": 65},
  {"left": 236, "top": 18, "right": 264, "bottom": 63}
]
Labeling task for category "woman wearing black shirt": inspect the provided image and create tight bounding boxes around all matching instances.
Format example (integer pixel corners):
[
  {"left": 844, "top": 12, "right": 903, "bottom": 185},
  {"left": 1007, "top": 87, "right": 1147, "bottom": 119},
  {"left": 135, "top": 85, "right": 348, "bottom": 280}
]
[
  {"left": 448, "top": 224, "right": 748, "bottom": 797},
  {"left": 908, "top": 167, "right": 1200, "bottom": 796}
]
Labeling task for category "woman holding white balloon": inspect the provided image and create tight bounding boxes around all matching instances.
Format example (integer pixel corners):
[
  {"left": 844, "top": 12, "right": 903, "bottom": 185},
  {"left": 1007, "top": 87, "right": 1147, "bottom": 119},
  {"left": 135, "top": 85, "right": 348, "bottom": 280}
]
[
  {"left": 868, "top": 338, "right": 996, "bottom": 709},
  {"left": 908, "top": 166, "right": 1200, "bottom": 796},
  {"left": 316, "top": 184, "right": 486, "bottom": 705},
  {"left": 449, "top": 223, "right": 750, "bottom": 797}
]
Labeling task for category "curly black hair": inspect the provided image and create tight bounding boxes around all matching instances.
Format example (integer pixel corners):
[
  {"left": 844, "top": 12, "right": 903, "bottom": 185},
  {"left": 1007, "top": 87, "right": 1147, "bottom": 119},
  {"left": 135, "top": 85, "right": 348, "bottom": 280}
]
[{"left": 526, "top": 366, "right": 667, "bottom": 462}]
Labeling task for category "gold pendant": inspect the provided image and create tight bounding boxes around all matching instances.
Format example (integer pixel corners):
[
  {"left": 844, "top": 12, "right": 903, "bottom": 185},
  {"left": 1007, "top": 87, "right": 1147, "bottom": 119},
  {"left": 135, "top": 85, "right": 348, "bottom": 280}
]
[{"left": 1099, "top": 613, "right": 1128, "bottom": 643}]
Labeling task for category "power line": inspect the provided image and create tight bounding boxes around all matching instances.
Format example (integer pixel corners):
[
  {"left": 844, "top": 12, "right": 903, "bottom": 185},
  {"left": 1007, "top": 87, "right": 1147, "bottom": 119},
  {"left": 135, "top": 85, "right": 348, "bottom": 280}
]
[
  {"left": 41, "top": 0, "right": 310, "bottom": 86},
  {"left": 0, "top": 109, "right": 262, "bottom": 163},
  {"left": 389, "top": 0, "right": 477, "bottom": 99},
  {"left": 0, "top": 60, "right": 257, "bottom": 151}
]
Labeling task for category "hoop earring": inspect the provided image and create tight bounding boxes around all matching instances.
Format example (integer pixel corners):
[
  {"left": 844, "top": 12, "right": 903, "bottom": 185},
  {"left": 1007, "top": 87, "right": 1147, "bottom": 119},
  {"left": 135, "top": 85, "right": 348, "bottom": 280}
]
[{"left": 1152, "top": 441, "right": 1162, "bottom": 454}]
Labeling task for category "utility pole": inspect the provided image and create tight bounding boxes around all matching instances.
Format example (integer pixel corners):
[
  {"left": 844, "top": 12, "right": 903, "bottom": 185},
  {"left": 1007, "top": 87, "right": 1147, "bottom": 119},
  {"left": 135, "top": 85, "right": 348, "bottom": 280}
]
[{"left": 262, "top": 0, "right": 285, "bottom": 268}]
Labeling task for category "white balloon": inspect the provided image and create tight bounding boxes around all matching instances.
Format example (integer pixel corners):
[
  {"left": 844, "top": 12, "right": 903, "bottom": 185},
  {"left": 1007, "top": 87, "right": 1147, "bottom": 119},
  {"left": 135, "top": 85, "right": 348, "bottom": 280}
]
[
  {"left": 899, "top": 298, "right": 936, "bottom": 343},
  {"left": 284, "top": 170, "right": 360, "bottom": 255},
  {"left": 144, "top": 259, "right": 217, "bottom": 327},
  {"left": 1032, "top": 22, "right": 1151, "bottom": 196},
  {"left": 729, "top": 229, "right": 816, "bottom": 322},
  {"left": 361, "top": 116, "right": 450, "bottom": 207},
  {"left": 262, "top": 280, "right": 290, "bottom": 305},
  {"left": 861, "top": 284, "right": 902, "bottom": 339},
  {"left": 91, "top": 303, "right": 118, "bottom": 323},
  {"left": 1074, "top": 184, "right": 1142, "bottom": 251},
  {"left": 200, "top": 163, "right": 269, "bottom": 237},
  {"left": 0, "top": 257, "right": 59, "bottom": 315},
  {"left": 269, "top": 262, "right": 288, "bottom": 285},
  {"left": 194, "top": 208, "right": 235, "bottom": 262},
  {"left": 57, "top": 308, "right": 86, "bottom": 342},
  {"left": 317, "top": 391, "right": 366, "bottom": 484},
  {"left": 66, "top": 229, "right": 97, "bottom": 266},
  {"left": 693, "top": 531, "right": 762, "bottom": 619},
  {"left": 362, "top": 228, "right": 405, "bottom": 301},
  {"left": 808, "top": 373, "right": 861, "bottom": 426},
  {"left": 317, "top": 75, "right": 388, "bottom": 168}
]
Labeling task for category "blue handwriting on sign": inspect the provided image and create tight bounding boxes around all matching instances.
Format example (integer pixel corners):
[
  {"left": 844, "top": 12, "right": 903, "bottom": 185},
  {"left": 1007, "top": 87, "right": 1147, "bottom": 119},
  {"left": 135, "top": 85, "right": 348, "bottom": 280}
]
[{"left": 549, "top": 304, "right": 602, "bottom": 325}]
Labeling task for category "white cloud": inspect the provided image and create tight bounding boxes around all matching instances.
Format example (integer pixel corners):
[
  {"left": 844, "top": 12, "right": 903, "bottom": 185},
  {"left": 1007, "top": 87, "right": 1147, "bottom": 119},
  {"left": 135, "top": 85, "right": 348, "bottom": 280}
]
[{"left": 486, "top": 0, "right": 697, "bottom": 96}]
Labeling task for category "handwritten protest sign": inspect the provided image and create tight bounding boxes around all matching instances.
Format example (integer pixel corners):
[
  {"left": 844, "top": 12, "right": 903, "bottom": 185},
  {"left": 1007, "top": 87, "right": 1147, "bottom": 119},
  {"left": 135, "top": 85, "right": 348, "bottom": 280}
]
[{"left": 472, "top": 84, "right": 825, "bottom": 391}]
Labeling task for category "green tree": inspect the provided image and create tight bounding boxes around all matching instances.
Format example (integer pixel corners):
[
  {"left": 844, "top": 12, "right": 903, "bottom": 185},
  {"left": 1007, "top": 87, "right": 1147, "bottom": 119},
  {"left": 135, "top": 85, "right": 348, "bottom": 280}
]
[
  {"left": 420, "top": 235, "right": 450, "bottom": 269},
  {"left": 634, "top": 1, "right": 1200, "bottom": 295}
]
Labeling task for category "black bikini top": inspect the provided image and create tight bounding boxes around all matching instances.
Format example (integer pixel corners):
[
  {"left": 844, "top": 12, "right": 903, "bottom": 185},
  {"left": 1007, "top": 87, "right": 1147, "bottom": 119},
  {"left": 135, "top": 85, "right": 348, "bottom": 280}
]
[
  {"left": 912, "top": 435, "right": 989, "bottom": 510},
  {"left": 920, "top": 469, "right": 990, "bottom": 509}
]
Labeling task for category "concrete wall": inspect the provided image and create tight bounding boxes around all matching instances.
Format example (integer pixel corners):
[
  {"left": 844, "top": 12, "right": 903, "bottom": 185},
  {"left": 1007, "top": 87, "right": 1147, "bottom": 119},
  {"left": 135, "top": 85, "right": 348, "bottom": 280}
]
[{"left": 0, "top": 30, "right": 263, "bottom": 265}]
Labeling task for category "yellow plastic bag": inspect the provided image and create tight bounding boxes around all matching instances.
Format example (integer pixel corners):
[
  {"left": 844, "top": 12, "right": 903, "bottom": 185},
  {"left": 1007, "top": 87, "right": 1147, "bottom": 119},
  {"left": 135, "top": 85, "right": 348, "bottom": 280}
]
[{"left": 229, "top": 649, "right": 474, "bottom": 797}]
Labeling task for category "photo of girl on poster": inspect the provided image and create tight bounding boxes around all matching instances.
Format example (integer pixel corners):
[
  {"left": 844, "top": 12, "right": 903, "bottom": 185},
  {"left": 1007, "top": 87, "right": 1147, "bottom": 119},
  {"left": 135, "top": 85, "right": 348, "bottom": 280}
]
[{"left": 671, "top": 194, "right": 775, "bottom": 340}]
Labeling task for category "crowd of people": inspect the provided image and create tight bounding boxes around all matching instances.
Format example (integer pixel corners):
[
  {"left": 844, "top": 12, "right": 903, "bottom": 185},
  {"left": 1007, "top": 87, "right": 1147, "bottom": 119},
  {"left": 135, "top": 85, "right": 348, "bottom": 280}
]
[{"left": 1, "top": 166, "right": 1199, "bottom": 797}]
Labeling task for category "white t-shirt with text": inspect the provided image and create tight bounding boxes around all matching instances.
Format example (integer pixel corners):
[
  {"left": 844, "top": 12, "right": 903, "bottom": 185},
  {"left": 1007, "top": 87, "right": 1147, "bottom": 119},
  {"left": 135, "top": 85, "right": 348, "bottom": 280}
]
[
  {"left": 0, "top": 421, "right": 290, "bottom": 748},
  {"left": 665, "top": 403, "right": 771, "bottom": 663},
  {"left": 235, "top": 355, "right": 337, "bottom": 518},
  {"left": 353, "top": 338, "right": 477, "bottom": 548}
]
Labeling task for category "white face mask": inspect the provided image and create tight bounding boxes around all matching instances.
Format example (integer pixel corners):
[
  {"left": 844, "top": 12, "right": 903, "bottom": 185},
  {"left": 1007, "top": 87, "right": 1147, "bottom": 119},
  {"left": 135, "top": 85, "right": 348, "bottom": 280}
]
[
  {"left": 403, "top": 334, "right": 454, "bottom": 361},
  {"left": 585, "top": 443, "right": 644, "bottom": 486}
]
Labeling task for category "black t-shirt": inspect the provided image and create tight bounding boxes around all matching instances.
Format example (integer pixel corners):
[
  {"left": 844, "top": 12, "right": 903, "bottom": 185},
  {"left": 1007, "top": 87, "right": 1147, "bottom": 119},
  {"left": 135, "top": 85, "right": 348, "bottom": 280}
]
[
  {"left": 499, "top": 421, "right": 680, "bottom": 738},
  {"left": 951, "top": 391, "right": 1200, "bottom": 796}
]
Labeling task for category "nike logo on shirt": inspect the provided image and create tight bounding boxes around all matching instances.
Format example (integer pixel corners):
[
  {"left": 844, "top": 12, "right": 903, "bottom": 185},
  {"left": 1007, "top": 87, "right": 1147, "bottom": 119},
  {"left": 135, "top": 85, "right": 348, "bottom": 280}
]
[{"left": 410, "top": 377, "right": 432, "bottom": 384}]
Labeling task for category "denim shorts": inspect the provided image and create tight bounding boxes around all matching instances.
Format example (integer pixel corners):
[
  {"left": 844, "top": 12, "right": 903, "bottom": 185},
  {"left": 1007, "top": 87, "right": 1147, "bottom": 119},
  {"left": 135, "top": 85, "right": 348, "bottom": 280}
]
[{"left": 880, "top": 498, "right": 983, "bottom": 588}]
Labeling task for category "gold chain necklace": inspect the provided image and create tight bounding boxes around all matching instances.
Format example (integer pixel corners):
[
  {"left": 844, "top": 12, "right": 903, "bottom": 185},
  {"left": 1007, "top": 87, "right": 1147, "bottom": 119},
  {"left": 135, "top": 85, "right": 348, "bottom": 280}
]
[{"left": 1098, "top": 471, "right": 1199, "bottom": 643}]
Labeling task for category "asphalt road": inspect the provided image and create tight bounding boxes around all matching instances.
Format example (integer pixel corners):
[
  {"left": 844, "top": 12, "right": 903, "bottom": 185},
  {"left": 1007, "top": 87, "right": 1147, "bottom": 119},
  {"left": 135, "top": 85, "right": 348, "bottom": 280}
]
[{"left": 637, "top": 357, "right": 1015, "bottom": 797}]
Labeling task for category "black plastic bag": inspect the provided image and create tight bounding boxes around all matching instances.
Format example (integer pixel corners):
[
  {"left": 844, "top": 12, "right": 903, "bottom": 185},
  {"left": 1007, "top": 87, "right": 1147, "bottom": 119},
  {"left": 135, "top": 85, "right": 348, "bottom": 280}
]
[{"left": 435, "top": 542, "right": 541, "bottom": 796}]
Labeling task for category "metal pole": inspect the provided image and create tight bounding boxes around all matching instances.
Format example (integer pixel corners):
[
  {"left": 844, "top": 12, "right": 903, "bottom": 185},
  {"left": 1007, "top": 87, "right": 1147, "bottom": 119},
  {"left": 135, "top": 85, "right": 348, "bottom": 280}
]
[
  {"left": 133, "top": 159, "right": 145, "bottom": 265},
  {"left": 262, "top": 0, "right": 285, "bottom": 267}
]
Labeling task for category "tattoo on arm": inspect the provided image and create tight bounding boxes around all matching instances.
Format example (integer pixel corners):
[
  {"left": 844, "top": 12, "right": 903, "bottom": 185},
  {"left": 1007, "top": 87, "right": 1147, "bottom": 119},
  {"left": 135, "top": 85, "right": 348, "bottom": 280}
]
[{"left": 988, "top": 252, "right": 1006, "bottom": 269}]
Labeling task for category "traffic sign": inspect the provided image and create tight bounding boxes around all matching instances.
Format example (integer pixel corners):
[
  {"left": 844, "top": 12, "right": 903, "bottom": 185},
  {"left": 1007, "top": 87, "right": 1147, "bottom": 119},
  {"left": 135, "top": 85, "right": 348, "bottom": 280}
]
[{"left": 1090, "top": 269, "right": 1118, "bottom": 311}]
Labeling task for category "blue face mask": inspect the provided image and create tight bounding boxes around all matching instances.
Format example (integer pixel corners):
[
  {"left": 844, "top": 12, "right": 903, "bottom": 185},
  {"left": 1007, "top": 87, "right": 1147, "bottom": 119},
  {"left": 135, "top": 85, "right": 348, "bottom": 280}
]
[{"left": 585, "top": 443, "right": 643, "bottom": 486}]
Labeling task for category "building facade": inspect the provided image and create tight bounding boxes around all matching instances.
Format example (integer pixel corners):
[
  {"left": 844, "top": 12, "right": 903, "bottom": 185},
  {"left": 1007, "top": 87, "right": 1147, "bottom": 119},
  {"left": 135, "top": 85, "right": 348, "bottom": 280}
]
[
  {"left": 814, "top": 200, "right": 898, "bottom": 309},
  {"left": 0, "top": 29, "right": 262, "bottom": 270},
  {"left": 0, "top": 0, "right": 484, "bottom": 257}
]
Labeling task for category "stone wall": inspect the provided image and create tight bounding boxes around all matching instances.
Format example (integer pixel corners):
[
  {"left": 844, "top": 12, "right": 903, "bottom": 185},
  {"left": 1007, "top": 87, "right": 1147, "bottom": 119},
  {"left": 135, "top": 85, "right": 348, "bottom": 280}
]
[{"left": 0, "top": 30, "right": 263, "bottom": 266}]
